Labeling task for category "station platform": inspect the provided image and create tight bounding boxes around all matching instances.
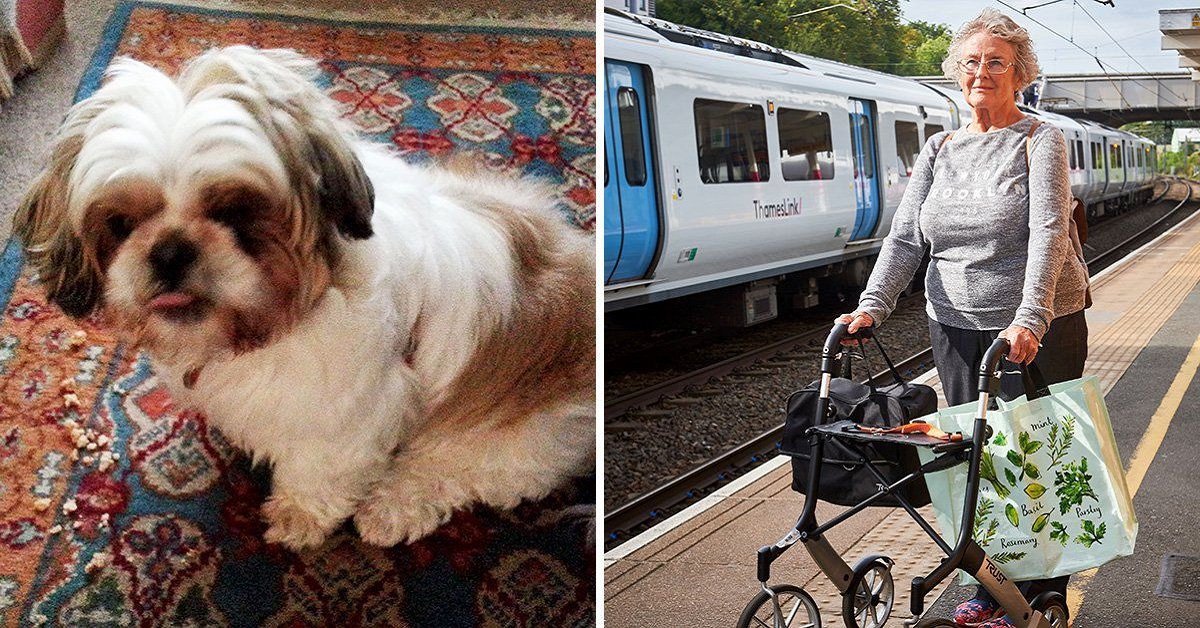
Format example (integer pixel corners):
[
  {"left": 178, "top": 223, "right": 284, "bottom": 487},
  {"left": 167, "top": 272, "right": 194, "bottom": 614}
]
[{"left": 604, "top": 207, "right": 1200, "bottom": 627}]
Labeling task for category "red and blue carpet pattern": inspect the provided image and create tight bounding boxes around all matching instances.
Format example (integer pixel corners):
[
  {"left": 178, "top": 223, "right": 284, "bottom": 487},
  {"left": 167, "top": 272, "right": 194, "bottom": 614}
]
[{"left": 0, "top": 2, "right": 595, "bottom": 626}]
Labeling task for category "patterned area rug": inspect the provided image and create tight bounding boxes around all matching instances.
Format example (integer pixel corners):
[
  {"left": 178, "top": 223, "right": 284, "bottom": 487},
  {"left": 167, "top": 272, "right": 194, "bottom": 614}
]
[{"left": 0, "top": 2, "right": 595, "bottom": 626}]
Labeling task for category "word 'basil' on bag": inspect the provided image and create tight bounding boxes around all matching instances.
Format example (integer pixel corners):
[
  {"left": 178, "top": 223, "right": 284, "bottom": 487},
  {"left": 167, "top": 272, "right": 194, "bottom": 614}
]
[
  {"left": 780, "top": 337, "right": 937, "bottom": 508},
  {"left": 916, "top": 375, "right": 1137, "bottom": 582}
]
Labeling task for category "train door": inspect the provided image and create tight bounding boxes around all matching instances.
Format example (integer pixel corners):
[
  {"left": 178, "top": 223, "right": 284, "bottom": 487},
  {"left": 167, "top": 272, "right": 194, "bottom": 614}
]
[
  {"left": 848, "top": 98, "right": 883, "bottom": 241},
  {"left": 603, "top": 61, "right": 660, "bottom": 284}
]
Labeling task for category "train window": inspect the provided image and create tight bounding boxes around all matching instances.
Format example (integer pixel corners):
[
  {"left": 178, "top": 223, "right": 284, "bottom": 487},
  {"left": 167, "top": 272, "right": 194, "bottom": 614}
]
[
  {"left": 617, "top": 88, "right": 647, "bottom": 186},
  {"left": 694, "top": 98, "right": 771, "bottom": 184},
  {"left": 893, "top": 121, "right": 919, "bottom": 177},
  {"left": 1075, "top": 141, "right": 1085, "bottom": 171},
  {"left": 1110, "top": 143, "right": 1122, "bottom": 169},
  {"left": 925, "top": 123, "right": 944, "bottom": 138},
  {"left": 1068, "top": 140, "right": 1077, "bottom": 170},
  {"left": 1092, "top": 142, "right": 1103, "bottom": 170},
  {"left": 778, "top": 108, "right": 834, "bottom": 181}
]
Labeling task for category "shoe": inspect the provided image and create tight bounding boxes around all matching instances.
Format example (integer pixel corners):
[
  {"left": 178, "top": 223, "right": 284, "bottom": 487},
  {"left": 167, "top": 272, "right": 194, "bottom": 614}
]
[
  {"left": 977, "top": 614, "right": 1017, "bottom": 628},
  {"left": 952, "top": 598, "right": 999, "bottom": 625}
]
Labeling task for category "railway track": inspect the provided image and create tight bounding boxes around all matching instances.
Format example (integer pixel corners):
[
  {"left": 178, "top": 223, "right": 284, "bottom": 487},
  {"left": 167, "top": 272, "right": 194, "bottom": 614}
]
[{"left": 604, "top": 177, "right": 1197, "bottom": 548}]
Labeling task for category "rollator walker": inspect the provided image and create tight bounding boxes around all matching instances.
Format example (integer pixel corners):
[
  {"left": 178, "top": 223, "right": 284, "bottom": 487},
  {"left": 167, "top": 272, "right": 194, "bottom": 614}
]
[{"left": 737, "top": 324, "right": 1068, "bottom": 628}]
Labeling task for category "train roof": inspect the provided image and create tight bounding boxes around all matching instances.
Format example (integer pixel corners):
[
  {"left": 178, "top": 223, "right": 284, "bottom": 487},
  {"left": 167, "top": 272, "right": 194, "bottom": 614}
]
[
  {"left": 604, "top": 8, "right": 951, "bottom": 107},
  {"left": 923, "top": 83, "right": 972, "bottom": 126},
  {"left": 1019, "top": 104, "right": 1087, "bottom": 133},
  {"left": 603, "top": 8, "right": 807, "bottom": 68}
]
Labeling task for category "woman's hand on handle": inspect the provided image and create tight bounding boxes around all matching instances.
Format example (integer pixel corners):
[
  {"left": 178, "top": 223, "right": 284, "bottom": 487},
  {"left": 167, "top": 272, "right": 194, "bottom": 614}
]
[
  {"left": 835, "top": 311, "right": 874, "bottom": 346},
  {"left": 998, "top": 325, "right": 1039, "bottom": 364}
]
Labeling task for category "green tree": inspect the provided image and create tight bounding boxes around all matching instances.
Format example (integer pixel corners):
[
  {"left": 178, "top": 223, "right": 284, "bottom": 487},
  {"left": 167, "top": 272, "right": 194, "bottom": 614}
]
[
  {"left": 905, "top": 32, "right": 951, "bottom": 76},
  {"left": 907, "top": 20, "right": 951, "bottom": 41},
  {"left": 1160, "top": 147, "right": 1200, "bottom": 178},
  {"left": 655, "top": 0, "right": 925, "bottom": 74},
  {"left": 1121, "top": 120, "right": 1182, "bottom": 147},
  {"left": 656, "top": 0, "right": 796, "bottom": 50},
  {"left": 786, "top": 0, "right": 907, "bottom": 72}
]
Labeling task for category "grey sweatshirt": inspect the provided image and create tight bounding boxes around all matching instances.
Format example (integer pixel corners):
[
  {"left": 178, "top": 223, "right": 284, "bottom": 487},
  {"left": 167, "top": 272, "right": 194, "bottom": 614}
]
[{"left": 857, "top": 117, "right": 1088, "bottom": 340}]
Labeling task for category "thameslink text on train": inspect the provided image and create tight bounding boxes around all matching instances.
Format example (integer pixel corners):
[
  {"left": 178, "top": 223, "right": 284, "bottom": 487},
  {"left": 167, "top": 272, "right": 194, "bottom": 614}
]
[{"left": 753, "top": 197, "right": 802, "bottom": 219}]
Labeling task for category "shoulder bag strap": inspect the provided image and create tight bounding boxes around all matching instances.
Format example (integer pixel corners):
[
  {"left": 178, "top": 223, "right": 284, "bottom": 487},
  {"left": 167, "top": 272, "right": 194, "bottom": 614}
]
[
  {"left": 933, "top": 130, "right": 955, "bottom": 161},
  {"left": 1018, "top": 361, "right": 1052, "bottom": 400},
  {"left": 851, "top": 339, "right": 881, "bottom": 395},
  {"left": 1024, "top": 118, "right": 1093, "bottom": 307},
  {"left": 1024, "top": 118, "right": 1042, "bottom": 164},
  {"left": 869, "top": 336, "right": 906, "bottom": 386}
]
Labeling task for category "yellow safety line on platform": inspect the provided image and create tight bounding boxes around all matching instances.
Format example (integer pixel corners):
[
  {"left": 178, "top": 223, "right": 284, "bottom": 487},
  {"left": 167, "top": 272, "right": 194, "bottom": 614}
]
[{"left": 1066, "top": 329, "right": 1200, "bottom": 623}]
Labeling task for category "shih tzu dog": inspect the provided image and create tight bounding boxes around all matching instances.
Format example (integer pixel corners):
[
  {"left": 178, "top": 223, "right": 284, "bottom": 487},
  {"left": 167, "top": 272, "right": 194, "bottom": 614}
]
[{"left": 16, "top": 46, "right": 595, "bottom": 550}]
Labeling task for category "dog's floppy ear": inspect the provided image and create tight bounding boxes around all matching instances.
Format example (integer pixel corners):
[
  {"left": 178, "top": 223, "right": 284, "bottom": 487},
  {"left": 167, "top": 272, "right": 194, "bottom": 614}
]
[
  {"left": 179, "top": 46, "right": 374, "bottom": 240},
  {"left": 14, "top": 120, "right": 104, "bottom": 317},
  {"left": 307, "top": 129, "right": 375, "bottom": 239}
]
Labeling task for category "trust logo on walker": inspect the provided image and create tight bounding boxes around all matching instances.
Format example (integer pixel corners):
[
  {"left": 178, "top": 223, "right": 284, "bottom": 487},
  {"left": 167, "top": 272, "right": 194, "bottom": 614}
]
[{"left": 753, "top": 197, "right": 801, "bottom": 219}]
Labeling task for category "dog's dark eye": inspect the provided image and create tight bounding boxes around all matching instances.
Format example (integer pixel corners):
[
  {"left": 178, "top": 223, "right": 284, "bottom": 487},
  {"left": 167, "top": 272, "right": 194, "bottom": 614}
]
[
  {"left": 106, "top": 215, "right": 135, "bottom": 242},
  {"left": 210, "top": 205, "right": 243, "bottom": 229},
  {"left": 210, "top": 204, "right": 261, "bottom": 254}
]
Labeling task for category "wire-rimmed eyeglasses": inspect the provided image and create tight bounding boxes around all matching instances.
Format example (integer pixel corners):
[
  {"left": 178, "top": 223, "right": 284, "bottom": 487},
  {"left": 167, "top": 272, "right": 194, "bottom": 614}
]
[{"left": 957, "top": 58, "right": 1014, "bottom": 75}]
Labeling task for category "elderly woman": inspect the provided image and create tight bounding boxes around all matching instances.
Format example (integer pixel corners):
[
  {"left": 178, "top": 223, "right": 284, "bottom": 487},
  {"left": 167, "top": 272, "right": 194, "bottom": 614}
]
[{"left": 836, "top": 8, "right": 1090, "bottom": 628}]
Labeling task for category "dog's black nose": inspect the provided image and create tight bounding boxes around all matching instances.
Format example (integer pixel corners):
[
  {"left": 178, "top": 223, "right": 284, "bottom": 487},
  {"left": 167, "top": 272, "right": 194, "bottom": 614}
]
[{"left": 148, "top": 232, "right": 199, "bottom": 289}]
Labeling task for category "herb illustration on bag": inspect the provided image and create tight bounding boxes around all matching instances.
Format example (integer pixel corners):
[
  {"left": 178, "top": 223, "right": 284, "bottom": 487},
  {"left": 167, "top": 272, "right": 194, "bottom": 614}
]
[
  {"left": 1005, "top": 503, "right": 1020, "bottom": 527},
  {"left": 980, "top": 449, "right": 1011, "bottom": 499},
  {"left": 974, "top": 415, "right": 1102, "bottom": 553},
  {"left": 1054, "top": 457, "right": 1099, "bottom": 515},
  {"left": 974, "top": 497, "right": 999, "bottom": 547},
  {"left": 1076, "top": 519, "right": 1106, "bottom": 547},
  {"left": 1045, "top": 416, "right": 1074, "bottom": 469},
  {"left": 991, "top": 551, "right": 1027, "bottom": 564},
  {"left": 1008, "top": 431, "right": 1043, "bottom": 481},
  {"left": 1050, "top": 521, "right": 1070, "bottom": 546}
]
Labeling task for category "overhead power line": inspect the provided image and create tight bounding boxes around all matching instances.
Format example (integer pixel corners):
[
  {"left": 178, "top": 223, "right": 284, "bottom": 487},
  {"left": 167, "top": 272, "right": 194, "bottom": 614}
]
[
  {"left": 1072, "top": 0, "right": 1188, "bottom": 103},
  {"left": 995, "top": 0, "right": 1191, "bottom": 110},
  {"left": 1016, "top": 0, "right": 1114, "bottom": 11},
  {"left": 789, "top": 2, "right": 864, "bottom": 19}
]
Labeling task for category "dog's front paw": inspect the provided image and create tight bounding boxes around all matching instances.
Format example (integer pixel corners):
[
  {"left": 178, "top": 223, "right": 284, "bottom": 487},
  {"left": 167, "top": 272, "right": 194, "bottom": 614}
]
[
  {"left": 354, "top": 497, "right": 451, "bottom": 547},
  {"left": 262, "top": 495, "right": 334, "bottom": 550}
]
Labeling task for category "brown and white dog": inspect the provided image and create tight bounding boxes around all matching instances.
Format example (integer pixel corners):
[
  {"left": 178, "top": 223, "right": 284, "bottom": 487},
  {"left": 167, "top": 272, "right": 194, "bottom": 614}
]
[{"left": 15, "top": 46, "right": 595, "bottom": 550}]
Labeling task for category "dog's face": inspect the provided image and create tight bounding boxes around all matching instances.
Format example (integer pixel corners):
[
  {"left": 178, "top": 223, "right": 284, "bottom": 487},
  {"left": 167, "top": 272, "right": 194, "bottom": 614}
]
[{"left": 16, "top": 47, "right": 374, "bottom": 365}]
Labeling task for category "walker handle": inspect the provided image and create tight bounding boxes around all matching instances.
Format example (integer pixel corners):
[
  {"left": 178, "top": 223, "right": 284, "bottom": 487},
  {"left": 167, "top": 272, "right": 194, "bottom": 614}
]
[
  {"left": 821, "top": 323, "right": 874, "bottom": 373},
  {"left": 977, "top": 338, "right": 1010, "bottom": 394}
]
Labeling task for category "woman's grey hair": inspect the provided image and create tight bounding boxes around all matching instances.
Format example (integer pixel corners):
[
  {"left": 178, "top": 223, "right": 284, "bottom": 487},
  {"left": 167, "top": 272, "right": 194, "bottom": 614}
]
[{"left": 941, "top": 8, "right": 1040, "bottom": 89}]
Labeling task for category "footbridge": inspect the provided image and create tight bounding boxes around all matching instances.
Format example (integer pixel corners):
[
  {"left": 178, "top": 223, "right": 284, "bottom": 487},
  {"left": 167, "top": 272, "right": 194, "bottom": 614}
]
[{"left": 915, "top": 72, "right": 1198, "bottom": 127}]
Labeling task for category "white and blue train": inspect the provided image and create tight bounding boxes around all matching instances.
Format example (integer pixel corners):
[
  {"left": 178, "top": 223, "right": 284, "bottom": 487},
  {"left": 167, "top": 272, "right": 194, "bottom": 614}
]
[{"left": 603, "top": 8, "right": 1157, "bottom": 323}]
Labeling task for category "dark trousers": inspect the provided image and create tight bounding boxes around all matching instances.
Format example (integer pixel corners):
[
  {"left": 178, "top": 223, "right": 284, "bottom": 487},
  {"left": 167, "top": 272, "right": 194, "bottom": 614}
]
[{"left": 928, "top": 310, "right": 1088, "bottom": 603}]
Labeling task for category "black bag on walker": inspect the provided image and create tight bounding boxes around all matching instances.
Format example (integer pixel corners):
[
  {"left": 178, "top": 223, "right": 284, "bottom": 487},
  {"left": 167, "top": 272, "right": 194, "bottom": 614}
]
[{"left": 779, "top": 339, "right": 937, "bottom": 508}]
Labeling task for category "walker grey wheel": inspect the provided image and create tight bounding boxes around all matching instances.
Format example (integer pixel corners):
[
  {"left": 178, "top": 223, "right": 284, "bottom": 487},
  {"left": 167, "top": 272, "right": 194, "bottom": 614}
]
[
  {"left": 841, "top": 556, "right": 894, "bottom": 628},
  {"left": 1030, "top": 591, "right": 1069, "bottom": 628},
  {"left": 736, "top": 584, "right": 821, "bottom": 628}
]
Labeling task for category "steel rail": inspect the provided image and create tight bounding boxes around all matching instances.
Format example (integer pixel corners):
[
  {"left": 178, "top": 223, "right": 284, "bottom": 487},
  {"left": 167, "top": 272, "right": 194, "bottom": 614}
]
[
  {"left": 1086, "top": 177, "right": 1194, "bottom": 270},
  {"left": 604, "top": 326, "right": 831, "bottom": 421}
]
